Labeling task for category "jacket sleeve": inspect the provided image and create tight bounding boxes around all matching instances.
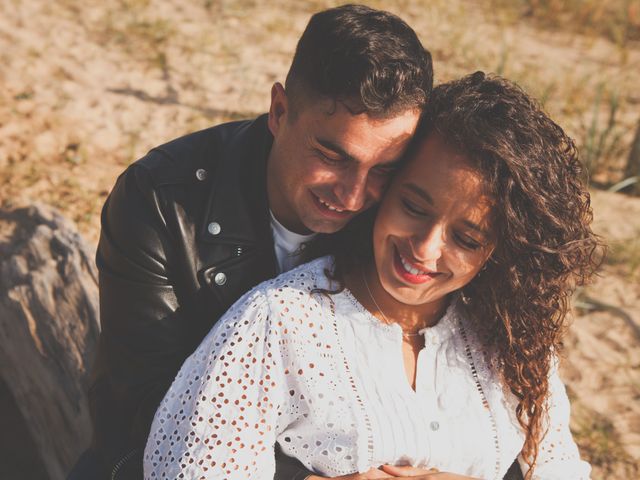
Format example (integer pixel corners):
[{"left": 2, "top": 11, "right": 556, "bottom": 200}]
[
  {"left": 518, "top": 362, "right": 592, "bottom": 480},
  {"left": 92, "top": 159, "right": 313, "bottom": 480},
  {"left": 275, "top": 448, "right": 315, "bottom": 480},
  {"left": 143, "top": 288, "right": 291, "bottom": 480},
  {"left": 92, "top": 162, "right": 194, "bottom": 462}
]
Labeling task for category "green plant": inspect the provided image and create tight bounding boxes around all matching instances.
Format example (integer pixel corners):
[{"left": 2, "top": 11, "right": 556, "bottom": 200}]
[
  {"left": 97, "top": 3, "right": 175, "bottom": 69},
  {"left": 572, "top": 411, "right": 638, "bottom": 477},
  {"left": 486, "top": 0, "right": 640, "bottom": 47},
  {"left": 606, "top": 237, "right": 640, "bottom": 279},
  {"left": 567, "top": 387, "right": 639, "bottom": 477},
  {"left": 579, "top": 84, "right": 627, "bottom": 183}
]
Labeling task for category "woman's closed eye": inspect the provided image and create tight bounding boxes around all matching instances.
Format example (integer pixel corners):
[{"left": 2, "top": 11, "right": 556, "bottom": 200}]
[
  {"left": 401, "top": 199, "right": 427, "bottom": 216},
  {"left": 454, "top": 232, "right": 483, "bottom": 251},
  {"left": 402, "top": 199, "right": 485, "bottom": 250}
]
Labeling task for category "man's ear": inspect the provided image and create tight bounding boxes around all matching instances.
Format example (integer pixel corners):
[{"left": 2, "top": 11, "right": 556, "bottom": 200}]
[{"left": 268, "top": 82, "right": 288, "bottom": 137}]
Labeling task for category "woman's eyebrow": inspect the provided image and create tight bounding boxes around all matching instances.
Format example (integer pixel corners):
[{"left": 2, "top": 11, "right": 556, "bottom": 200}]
[
  {"left": 462, "top": 219, "right": 489, "bottom": 236},
  {"left": 402, "top": 182, "right": 433, "bottom": 204},
  {"left": 403, "top": 182, "right": 489, "bottom": 236}
]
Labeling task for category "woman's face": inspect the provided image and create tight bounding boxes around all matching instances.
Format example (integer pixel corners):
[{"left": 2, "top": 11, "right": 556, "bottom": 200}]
[{"left": 373, "top": 133, "right": 496, "bottom": 308}]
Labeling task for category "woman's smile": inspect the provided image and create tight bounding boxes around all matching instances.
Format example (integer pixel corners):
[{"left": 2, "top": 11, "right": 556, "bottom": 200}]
[{"left": 392, "top": 244, "right": 442, "bottom": 285}]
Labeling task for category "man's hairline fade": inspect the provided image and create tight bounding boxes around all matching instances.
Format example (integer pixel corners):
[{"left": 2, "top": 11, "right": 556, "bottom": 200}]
[
  {"left": 282, "top": 4, "right": 433, "bottom": 123},
  {"left": 283, "top": 78, "right": 425, "bottom": 123}
]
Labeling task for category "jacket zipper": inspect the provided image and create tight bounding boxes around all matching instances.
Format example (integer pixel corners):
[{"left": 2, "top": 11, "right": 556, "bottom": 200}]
[{"left": 111, "top": 448, "right": 138, "bottom": 480}]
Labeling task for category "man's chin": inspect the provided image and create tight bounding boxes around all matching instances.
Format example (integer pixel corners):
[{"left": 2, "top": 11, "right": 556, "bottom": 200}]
[{"left": 303, "top": 216, "right": 352, "bottom": 235}]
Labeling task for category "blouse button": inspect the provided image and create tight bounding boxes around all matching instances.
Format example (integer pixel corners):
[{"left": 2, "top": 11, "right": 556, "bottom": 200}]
[
  {"left": 214, "top": 272, "right": 227, "bottom": 286},
  {"left": 430, "top": 421, "right": 440, "bottom": 431},
  {"left": 196, "top": 168, "right": 208, "bottom": 181},
  {"left": 208, "top": 222, "right": 221, "bottom": 235}
]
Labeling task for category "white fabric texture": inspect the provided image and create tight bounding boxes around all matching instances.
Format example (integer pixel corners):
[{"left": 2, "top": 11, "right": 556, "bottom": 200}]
[
  {"left": 144, "top": 256, "right": 591, "bottom": 480},
  {"left": 269, "top": 210, "right": 316, "bottom": 274}
]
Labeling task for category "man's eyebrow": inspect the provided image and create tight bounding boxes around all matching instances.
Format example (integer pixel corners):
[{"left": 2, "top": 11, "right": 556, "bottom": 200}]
[
  {"left": 316, "top": 138, "right": 356, "bottom": 162},
  {"left": 402, "top": 182, "right": 489, "bottom": 236},
  {"left": 316, "top": 138, "right": 401, "bottom": 169}
]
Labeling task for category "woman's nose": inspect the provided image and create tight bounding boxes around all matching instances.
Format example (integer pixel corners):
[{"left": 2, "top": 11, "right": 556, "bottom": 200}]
[{"left": 412, "top": 224, "right": 445, "bottom": 261}]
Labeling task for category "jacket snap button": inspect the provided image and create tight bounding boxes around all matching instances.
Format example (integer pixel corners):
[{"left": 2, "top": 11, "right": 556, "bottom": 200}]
[
  {"left": 214, "top": 272, "right": 227, "bottom": 286},
  {"left": 208, "top": 222, "right": 221, "bottom": 235},
  {"left": 430, "top": 421, "right": 440, "bottom": 431},
  {"left": 195, "top": 168, "right": 208, "bottom": 181}
]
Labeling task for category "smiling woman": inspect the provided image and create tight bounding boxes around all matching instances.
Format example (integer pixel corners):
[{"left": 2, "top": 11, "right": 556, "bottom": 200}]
[
  {"left": 371, "top": 133, "right": 496, "bottom": 314},
  {"left": 143, "top": 72, "right": 602, "bottom": 480}
]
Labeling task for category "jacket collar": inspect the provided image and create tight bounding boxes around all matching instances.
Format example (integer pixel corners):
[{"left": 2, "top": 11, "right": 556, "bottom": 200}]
[{"left": 199, "top": 114, "right": 274, "bottom": 249}]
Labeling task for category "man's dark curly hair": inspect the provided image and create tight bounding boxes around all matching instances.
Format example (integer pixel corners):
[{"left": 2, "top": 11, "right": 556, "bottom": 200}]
[
  {"left": 310, "top": 72, "right": 603, "bottom": 477},
  {"left": 285, "top": 4, "right": 433, "bottom": 117}
]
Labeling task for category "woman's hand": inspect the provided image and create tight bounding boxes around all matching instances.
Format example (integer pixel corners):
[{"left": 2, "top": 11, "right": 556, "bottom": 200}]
[
  {"left": 306, "top": 465, "right": 481, "bottom": 479},
  {"left": 306, "top": 467, "right": 394, "bottom": 479},
  {"left": 379, "top": 464, "right": 481, "bottom": 479}
]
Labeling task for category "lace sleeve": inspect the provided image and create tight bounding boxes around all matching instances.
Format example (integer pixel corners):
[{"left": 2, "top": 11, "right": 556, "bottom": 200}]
[
  {"left": 143, "top": 287, "right": 289, "bottom": 480},
  {"left": 520, "top": 361, "right": 592, "bottom": 480}
]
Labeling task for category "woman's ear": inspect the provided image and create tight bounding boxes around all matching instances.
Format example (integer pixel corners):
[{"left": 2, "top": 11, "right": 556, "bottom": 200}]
[
  {"left": 476, "top": 248, "right": 495, "bottom": 276},
  {"left": 484, "top": 244, "right": 496, "bottom": 266}
]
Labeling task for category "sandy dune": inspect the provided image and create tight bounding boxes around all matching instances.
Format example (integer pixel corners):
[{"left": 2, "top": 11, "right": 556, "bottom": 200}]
[{"left": 1, "top": 1, "right": 638, "bottom": 478}]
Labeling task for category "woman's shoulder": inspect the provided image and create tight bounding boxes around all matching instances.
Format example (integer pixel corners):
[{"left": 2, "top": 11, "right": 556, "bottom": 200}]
[
  {"left": 226, "top": 256, "right": 336, "bottom": 336},
  {"left": 257, "top": 255, "right": 336, "bottom": 298}
]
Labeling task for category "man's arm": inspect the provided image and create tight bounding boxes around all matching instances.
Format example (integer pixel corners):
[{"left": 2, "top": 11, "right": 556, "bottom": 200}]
[
  {"left": 91, "top": 160, "right": 318, "bottom": 480},
  {"left": 91, "top": 162, "right": 198, "bottom": 475},
  {"left": 275, "top": 444, "right": 315, "bottom": 480}
]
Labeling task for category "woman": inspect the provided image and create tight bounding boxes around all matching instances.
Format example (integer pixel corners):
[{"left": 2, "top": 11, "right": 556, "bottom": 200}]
[{"left": 144, "top": 73, "right": 601, "bottom": 480}]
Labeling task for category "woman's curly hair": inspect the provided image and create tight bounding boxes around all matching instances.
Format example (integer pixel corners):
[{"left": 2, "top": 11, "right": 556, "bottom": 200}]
[
  {"left": 423, "top": 72, "right": 603, "bottom": 476},
  {"left": 309, "top": 71, "right": 603, "bottom": 477}
]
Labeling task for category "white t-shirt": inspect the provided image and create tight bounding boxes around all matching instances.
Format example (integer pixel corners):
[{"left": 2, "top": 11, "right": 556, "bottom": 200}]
[
  {"left": 144, "top": 256, "right": 590, "bottom": 480},
  {"left": 270, "top": 210, "right": 316, "bottom": 273}
]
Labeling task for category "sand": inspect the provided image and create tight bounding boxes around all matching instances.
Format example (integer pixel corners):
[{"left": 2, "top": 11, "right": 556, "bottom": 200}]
[{"left": 1, "top": 1, "right": 638, "bottom": 478}]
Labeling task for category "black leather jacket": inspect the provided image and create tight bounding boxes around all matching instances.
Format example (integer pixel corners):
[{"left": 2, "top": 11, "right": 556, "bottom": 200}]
[{"left": 90, "top": 115, "right": 309, "bottom": 479}]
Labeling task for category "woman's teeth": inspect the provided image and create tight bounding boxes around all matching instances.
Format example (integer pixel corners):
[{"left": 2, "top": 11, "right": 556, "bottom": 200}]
[{"left": 400, "top": 255, "right": 429, "bottom": 276}]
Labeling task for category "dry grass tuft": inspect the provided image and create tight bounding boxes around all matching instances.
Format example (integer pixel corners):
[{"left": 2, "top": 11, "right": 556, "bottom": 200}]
[
  {"left": 569, "top": 389, "right": 640, "bottom": 478},
  {"left": 606, "top": 237, "right": 640, "bottom": 280},
  {"left": 488, "top": 0, "right": 640, "bottom": 48}
]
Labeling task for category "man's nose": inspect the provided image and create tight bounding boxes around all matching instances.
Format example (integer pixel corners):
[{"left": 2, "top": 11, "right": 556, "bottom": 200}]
[{"left": 334, "top": 168, "right": 368, "bottom": 211}]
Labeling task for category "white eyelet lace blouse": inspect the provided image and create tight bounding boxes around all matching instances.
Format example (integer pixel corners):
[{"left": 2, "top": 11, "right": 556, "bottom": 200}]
[{"left": 144, "top": 256, "right": 591, "bottom": 480}]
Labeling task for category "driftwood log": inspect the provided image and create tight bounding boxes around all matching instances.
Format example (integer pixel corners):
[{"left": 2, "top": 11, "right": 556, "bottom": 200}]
[{"left": 0, "top": 203, "right": 99, "bottom": 480}]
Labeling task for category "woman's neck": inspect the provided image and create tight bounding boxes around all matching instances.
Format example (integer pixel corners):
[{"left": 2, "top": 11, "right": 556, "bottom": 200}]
[{"left": 343, "top": 261, "right": 449, "bottom": 334}]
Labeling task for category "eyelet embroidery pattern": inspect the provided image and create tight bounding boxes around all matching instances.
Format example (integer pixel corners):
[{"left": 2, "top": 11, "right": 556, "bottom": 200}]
[
  {"left": 146, "top": 289, "right": 285, "bottom": 479},
  {"left": 327, "top": 295, "right": 375, "bottom": 472},
  {"left": 143, "top": 256, "right": 592, "bottom": 480},
  {"left": 457, "top": 318, "right": 502, "bottom": 480}
]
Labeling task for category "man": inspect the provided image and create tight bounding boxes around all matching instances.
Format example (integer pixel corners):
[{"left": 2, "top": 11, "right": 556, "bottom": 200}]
[{"left": 68, "top": 4, "right": 433, "bottom": 480}]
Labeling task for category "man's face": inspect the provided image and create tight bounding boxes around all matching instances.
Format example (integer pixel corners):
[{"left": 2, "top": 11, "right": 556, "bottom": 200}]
[{"left": 266, "top": 83, "right": 420, "bottom": 234}]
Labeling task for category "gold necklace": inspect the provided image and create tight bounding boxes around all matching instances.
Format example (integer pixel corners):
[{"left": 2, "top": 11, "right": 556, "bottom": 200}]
[{"left": 361, "top": 268, "right": 423, "bottom": 338}]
